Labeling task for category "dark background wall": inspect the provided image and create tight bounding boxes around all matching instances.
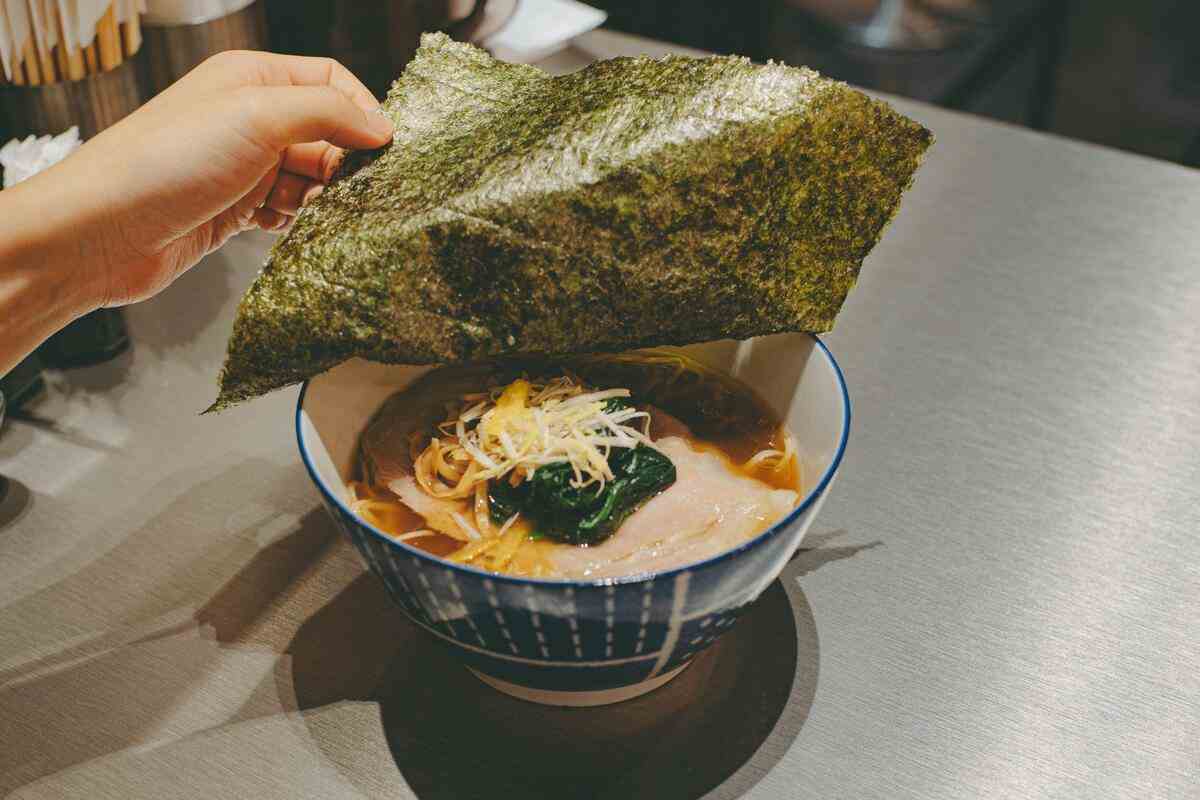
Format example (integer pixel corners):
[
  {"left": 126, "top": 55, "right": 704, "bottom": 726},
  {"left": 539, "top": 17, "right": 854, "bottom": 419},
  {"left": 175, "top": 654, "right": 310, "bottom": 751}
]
[
  {"left": 589, "top": 0, "right": 1200, "bottom": 167},
  {"left": 2, "top": 1, "right": 1196, "bottom": 168}
]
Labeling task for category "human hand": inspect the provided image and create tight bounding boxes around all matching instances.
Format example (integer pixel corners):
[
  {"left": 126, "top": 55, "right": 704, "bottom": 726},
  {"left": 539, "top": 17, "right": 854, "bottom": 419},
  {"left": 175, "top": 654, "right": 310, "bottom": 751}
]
[{"left": 30, "top": 51, "right": 395, "bottom": 309}]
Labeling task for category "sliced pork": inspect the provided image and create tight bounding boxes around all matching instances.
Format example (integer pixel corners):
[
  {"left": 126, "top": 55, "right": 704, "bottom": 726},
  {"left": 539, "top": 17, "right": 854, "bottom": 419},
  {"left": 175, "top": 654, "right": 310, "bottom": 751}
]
[{"left": 547, "top": 437, "right": 798, "bottom": 579}]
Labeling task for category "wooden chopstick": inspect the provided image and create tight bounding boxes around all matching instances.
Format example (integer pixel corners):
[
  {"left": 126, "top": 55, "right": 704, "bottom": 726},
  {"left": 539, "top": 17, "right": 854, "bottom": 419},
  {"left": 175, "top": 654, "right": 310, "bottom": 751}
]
[
  {"left": 36, "top": 45, "right": 59, "bottom": 85},
  {"left": 54, "top": 40, "right": 71, "bottom": 78},
  {"left": 56, "top": 4, "right": 86, "bottom": 81},
  {"left": 83, "top": 42, "right": 99, "bottom": 74},
  {"left": 28, "top": 0, "right": 60, "bottom": 84},
  {"left": 121, "top": 11, "right": 141, "bottom": 58},
  {"left": 23, "top": 39, "right": 43, "bottom": 85},
  {"left": 96, "top": 4, "right": 121, "bottom": 72},
  {"left": 4, "top": 1, "right": 131, "bottom": 85}
]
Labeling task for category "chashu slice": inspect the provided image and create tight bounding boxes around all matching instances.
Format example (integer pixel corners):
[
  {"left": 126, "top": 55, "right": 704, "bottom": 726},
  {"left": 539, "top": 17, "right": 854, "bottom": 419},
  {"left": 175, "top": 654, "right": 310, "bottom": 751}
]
[{"left": 548, "top": 437, "right": 798, "bottom": 579}]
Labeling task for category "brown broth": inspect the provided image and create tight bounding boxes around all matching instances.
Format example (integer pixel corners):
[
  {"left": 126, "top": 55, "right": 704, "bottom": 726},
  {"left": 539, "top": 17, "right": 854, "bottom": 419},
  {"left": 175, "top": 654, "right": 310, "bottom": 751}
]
[{"left": 357, "top": 353, "right": 801, "bottom": 567}]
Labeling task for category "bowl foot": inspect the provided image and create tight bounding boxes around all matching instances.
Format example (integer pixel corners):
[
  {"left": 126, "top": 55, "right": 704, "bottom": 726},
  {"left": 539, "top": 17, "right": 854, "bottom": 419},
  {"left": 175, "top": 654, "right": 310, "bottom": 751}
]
[{"left": 468, "top": 662, "right": 692, "bottom": 706}]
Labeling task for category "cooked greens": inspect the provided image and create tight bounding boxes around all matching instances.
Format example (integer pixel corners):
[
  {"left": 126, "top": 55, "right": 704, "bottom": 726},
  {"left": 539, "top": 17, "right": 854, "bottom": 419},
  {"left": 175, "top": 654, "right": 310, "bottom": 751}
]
[
  {"left": 490, "top": 443, "right": 677, "bottom": 546},
  {"left": 211, "top": 32, "right": 932, "bottom": 411}
]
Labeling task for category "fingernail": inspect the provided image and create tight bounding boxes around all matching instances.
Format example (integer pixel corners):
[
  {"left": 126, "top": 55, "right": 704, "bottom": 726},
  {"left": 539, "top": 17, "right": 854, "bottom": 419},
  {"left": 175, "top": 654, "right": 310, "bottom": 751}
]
[{"left": 369, "top": 112, "right": 395, "bottom": 140}]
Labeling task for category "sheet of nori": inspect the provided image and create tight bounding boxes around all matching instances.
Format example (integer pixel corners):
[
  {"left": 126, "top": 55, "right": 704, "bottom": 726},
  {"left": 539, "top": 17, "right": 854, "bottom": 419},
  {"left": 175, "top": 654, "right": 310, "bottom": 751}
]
[{"left": 210, "top": 32, "right": 931, "bottom": 411}]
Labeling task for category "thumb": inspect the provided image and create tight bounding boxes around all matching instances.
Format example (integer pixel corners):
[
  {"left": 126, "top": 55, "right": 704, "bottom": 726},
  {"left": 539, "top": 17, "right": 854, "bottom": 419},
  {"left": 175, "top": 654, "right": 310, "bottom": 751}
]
[{"left": 233, "top": 85, "right": 395, "bottom": 152}]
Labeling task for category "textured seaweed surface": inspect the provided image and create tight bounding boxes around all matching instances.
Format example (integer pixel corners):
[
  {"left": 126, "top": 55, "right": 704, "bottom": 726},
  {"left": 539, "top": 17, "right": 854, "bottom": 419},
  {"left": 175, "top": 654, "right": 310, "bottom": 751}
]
[{"left": 211, "top": 32, "right": 931, "bottom": 410}]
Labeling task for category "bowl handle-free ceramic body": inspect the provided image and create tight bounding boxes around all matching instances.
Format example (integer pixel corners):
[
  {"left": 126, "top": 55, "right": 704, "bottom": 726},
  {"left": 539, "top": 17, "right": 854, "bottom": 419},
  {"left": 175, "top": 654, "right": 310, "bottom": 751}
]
[{"left": 297, "top": 333, "right": 850, "bottom": 705}]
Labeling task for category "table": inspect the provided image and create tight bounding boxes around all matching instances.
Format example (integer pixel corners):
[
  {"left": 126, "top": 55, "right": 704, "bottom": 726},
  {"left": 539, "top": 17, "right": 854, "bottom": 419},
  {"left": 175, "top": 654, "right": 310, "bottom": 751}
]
[{"left": 2, "top": 29, "right": 1198, "bottom": 800}]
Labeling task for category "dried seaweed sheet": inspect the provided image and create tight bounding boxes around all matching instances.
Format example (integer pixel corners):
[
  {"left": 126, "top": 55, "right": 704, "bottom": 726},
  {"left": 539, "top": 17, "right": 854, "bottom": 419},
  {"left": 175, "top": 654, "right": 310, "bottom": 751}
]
[{"left": 211, "top": 32, "right": 931, "bottom": 410}]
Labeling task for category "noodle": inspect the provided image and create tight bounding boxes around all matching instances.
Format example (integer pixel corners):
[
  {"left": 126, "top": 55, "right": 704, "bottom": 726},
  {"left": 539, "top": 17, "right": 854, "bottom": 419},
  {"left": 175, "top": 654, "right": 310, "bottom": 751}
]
[
  {"left": 352, "top": 355, "right": 803, "bottom": 577},
  {"left": 744, "top": 431, "right": 796, "bottom": 473}
]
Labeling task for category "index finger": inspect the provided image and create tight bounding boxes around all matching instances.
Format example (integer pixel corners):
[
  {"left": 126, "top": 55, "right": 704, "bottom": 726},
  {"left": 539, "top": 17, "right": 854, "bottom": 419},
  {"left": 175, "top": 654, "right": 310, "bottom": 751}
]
[
  {"left": 184, "top": 51, "right": 381, "bottom": 114},
  {"left": 247, "top": 53, "right": 381, "bottom": 113},
  {"left": 236, "top": 85, "right": 394, "bottom": 152}
]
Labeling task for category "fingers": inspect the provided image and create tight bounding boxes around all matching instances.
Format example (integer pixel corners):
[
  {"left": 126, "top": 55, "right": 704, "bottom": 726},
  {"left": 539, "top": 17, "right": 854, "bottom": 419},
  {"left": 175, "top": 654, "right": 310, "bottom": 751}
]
[
  {"left": 244, "top": 161, "right": 283, "bottom": 217},
  {"left": 247, "top": 52, "right": 381, "bottom": 113},
  {"left": 264, "top": 171, "right": 314, "bottom": 216},
  {"left": 189, "top": 52, "right": 380, "bottom": 113},
  {"left": 154, "top": 53, "right": 384, "bottom": 138},
  {"left": 236, "top": 85, "right": 394, "bottom": 153},
  {"left": 269, "top": 142, "right": 344, "bottom": 215},
  {"left": 302, "top": 184, "right": 325, "bottom": 205},
  {"left": 252, "top": 207, "right": 292, "bottom": 232},
  {"left": 262, "top": 139, "right": 348, "bottom": 219},
  {"left": 282, "top": 141, "right": 344, "bottom": 182}
]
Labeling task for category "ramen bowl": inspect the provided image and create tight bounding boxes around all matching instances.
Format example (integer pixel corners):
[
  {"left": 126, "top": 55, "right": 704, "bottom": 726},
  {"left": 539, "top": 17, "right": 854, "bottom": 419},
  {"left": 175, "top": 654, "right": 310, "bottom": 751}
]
[{"left": 297, "top": 333, "right": 850, "bottom": 706}]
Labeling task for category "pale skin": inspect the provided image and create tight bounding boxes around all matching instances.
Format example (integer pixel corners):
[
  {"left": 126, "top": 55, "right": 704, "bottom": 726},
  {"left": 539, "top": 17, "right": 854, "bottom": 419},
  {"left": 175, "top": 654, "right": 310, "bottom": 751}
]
[{"left": 0, "top": 50, "right": 395, "bottom": 377}]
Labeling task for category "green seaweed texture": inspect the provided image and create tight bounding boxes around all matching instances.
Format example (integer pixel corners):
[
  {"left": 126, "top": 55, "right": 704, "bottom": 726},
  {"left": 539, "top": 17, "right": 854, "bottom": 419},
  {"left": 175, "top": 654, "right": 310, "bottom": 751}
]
[{"left": 211, "top": 32, "right": 932, "bottom": 410}]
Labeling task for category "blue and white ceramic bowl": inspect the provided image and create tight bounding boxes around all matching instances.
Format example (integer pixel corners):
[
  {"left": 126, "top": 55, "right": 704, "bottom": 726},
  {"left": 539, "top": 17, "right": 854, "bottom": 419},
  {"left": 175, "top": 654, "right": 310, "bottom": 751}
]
[{"left": 297, "top": 333, "right": 850, "bottom": 706}]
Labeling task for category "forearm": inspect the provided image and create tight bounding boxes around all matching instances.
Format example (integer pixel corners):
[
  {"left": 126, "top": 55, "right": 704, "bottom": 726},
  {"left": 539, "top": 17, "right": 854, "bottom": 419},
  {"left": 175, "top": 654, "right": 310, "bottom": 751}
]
[
  {"left": 0, "top": 53, "right": 390, "bottom": 379},
  {"left": 0, "top": 166, "right": 106, "bottom": 376}
]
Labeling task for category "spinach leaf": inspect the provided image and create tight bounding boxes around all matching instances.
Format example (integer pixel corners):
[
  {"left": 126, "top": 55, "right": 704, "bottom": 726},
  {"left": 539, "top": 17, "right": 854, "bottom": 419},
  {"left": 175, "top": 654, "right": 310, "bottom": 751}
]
[
  {"left": 489, "top": 444, "right": 676, "bottom": 545},
  {"left": 487, "top": 477, "right": 527, "bottom": 523}
]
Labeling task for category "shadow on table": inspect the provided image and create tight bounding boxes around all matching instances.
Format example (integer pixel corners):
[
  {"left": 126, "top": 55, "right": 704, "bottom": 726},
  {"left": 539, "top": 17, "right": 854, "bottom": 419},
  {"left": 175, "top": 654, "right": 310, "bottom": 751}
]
[
  {"left": 0, "top": 619, "right": 297, "bottom": 796},
  {"left": 7, "top": 405, "right": 125, "bottom": 455},
  {"left": 285, "top": 574, "right": 810, "bottom": 800},
  {"left": 0, "top": 476, "right": 33, "bottom": 532},
  {"left": 381, "top": 579, "right": 810, "bottom": 800},
  {"left": 49, "top": 346, "right": 135, "bottom": 397},
  {"left": 133, "top": 243, "right": 239, "bottom": 356},
  {"left": 196, "top": 507, "right": 339, "bottom": 650},
  {"left": 0, "top": 460, "right": 322, "bottom": 691},
  {"left": 286, "top": 530, "right": 880, "bottom": 800},
  {"left": 791, "top": 529, "right": 883, "bottom": 576}
]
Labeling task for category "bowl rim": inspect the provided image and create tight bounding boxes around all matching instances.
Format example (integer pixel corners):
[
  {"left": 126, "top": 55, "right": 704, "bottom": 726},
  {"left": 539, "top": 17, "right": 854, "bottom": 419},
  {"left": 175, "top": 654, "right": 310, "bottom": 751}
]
[{"left": 296, "top": 333, "right": 851, "bottom": 588}]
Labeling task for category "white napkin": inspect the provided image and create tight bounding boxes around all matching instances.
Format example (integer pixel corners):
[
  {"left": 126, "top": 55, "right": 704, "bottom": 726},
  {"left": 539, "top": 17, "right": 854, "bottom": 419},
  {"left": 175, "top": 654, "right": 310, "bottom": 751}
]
[
  {"left": 0, "top": 127, "right": 83, "bottom": 189},
  {"left": 483, "top": 0, "right": 606, "bottom": 63}
]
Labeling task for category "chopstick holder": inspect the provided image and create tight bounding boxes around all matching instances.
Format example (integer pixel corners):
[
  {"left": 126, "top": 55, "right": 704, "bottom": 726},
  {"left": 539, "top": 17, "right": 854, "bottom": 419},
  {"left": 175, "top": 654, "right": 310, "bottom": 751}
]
[
  {"left": 139, "top": 0, "right": 264, "bottom": 95},
  {"left": 0, "top": 57, "right": 141, "bottom": 138}
]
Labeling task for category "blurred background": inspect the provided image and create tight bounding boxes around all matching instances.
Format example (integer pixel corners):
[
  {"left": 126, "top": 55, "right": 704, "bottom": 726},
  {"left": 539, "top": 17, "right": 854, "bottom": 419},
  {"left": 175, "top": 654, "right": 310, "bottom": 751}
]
[
  {"left": 588, "top": 0, "right": 1200, "bottom": 167},
  {"left": 1, "top": 0, "right": 1197, "bottom": 164}
]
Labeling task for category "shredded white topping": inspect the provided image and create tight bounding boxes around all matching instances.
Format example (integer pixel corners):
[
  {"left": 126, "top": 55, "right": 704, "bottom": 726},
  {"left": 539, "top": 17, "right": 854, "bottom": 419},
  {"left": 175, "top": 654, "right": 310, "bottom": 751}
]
[
  {"left": 394, "top": 530, "right": 436, "bottom": 542},
  {"left": 496, "top": 513, "right": 520, "bottom": 538},
  {"left": 414, "top": 375, "right": 656, "bottom": 502},
  {"left": 451, "top": 511, "right": 482, "bottom": 541}
]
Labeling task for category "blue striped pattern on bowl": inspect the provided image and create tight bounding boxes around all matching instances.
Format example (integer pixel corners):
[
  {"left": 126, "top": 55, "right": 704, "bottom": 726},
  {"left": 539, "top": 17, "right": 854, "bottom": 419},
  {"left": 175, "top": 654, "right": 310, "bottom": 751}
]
[{"left": 298, "top": 334, "right": 850, "bottom": 701}]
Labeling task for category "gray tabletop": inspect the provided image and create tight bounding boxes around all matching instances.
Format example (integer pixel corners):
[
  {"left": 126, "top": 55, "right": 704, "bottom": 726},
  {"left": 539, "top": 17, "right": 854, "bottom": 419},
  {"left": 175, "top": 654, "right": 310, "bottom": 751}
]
[{"left": 2, "top": 29, "right": 1198, "bottom": 800}]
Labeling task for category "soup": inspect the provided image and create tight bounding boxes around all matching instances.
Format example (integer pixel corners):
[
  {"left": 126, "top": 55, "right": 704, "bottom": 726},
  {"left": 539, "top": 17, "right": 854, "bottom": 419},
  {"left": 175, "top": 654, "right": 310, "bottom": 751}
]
[{"left": 350, "top": 351, "right": 802, "bottom": 579}]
